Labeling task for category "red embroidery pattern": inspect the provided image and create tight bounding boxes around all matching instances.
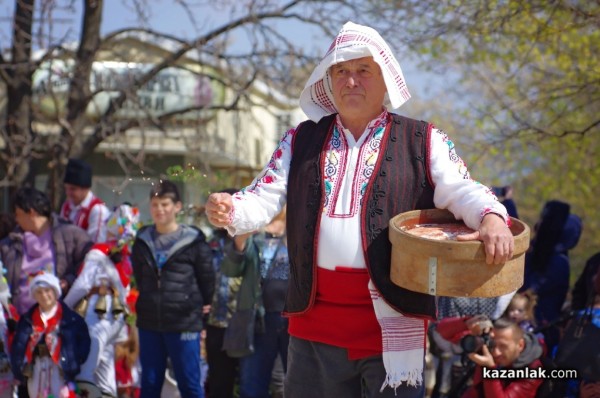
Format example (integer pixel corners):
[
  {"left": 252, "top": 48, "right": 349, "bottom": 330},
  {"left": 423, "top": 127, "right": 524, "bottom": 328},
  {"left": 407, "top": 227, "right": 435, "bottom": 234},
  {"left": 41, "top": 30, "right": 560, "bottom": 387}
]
[
  {"left": 323, "top": 114, "right": 387, "bottom": 218},
  {"left": 245, "top": 128, "right": 296, "bottom": 192}
]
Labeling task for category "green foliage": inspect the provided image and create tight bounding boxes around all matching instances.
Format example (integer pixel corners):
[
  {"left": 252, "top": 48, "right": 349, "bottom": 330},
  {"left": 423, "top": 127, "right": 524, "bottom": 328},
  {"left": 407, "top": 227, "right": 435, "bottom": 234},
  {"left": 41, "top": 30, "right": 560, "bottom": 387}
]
[
  {"left": 404, "top": 0, "right": 600, "bottom": 279},
  {"left": 166, "top": 165, "right": 205, "bottom": 183},
  {"left": 166, "top": 163, "right": 240, "bottom": 197}
]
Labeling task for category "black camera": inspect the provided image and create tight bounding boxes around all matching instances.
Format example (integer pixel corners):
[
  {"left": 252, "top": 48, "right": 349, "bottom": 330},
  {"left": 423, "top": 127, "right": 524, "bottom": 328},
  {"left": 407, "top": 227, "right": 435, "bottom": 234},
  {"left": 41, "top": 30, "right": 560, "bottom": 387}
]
[{"left": 460, "top": 333, "right": 495, "bottom": 354}]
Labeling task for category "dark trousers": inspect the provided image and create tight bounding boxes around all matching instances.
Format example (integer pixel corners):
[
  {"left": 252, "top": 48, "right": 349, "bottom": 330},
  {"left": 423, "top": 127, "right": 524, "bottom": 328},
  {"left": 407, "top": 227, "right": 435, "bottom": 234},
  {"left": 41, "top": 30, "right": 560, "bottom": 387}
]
[
  {"left": 205, "top": 324, "right": 239, "bottom": 398},
  {"left": 239, "top": 312, "right": 289, "bottom": 398},
  {"left": 284, "top": 336, "right": 425, "bottom": 398}
]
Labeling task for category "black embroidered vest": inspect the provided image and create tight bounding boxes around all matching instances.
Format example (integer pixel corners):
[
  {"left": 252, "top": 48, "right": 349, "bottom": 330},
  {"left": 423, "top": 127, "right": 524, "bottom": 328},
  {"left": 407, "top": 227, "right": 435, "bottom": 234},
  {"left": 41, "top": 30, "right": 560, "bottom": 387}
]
[{"left": 286, "top": 113, "right": 437, "bottom": 319}]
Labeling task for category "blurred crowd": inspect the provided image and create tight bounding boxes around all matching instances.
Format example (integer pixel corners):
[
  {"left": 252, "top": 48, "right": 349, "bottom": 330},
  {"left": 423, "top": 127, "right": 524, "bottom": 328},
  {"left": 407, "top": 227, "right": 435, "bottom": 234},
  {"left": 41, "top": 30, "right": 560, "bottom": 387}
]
[
  {"left": 0, "top": 159, "right": 291, "bottom": 398},
  {"left": 424, "top": 190, "right": 600, "bottom": 398},
  {"left": 0, "top": 159, "right": 597, "bottom": 398}
]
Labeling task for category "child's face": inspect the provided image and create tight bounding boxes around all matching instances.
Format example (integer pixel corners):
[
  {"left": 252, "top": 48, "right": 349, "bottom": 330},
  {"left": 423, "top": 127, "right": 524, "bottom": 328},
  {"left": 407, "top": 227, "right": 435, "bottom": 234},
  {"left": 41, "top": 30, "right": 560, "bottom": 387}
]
[
  {"left": 150, "top": 197, "right": 182, "bottom": 227},
  {"left": 507, "top": 297, "right": 528, "bottom": 323},
  {"left": 33, "top": 286, "right": 57, "bottom": 312}
]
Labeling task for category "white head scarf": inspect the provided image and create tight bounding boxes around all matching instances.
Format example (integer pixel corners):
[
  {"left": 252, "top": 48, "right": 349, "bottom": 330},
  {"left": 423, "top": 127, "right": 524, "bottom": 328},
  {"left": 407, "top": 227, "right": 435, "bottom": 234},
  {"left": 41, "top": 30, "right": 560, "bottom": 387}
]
[
  {"left": 29, "top": 272, "right": 62, "bottom": 299},
  {"left": 299, "top": 21, "right": 411, "bottom": 122}
]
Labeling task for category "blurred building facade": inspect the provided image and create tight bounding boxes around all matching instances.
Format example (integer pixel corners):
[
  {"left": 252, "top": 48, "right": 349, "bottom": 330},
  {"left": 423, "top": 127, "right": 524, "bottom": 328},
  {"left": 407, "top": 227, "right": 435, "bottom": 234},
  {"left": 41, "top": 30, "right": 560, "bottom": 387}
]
[{"left": 0, "top": 33, "right": 305, "bottom": 222}]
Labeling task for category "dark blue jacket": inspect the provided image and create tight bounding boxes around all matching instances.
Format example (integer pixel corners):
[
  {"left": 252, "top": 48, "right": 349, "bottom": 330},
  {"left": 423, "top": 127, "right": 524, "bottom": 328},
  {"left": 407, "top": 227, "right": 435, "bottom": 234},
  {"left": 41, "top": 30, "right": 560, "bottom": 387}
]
[
  {"left": 10, "top": 301, "right": 90, "bottom": 383},
  {"left": 522, "top": 211, "right": 582, "bottom": 324},
  {"left": 132, "top": 225, "right": 215, "bottom": 332}
]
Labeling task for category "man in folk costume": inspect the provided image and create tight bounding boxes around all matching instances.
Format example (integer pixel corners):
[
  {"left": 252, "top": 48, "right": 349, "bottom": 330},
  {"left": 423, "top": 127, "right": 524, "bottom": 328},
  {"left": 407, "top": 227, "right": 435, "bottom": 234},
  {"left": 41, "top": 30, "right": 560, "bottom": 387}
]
[
  {"left": 10, "top": 272, "right": 90, "bottom": 398},
  {"left": 60, "top": 158, "right": 111, "bottom": 243},
  {"left": 64, "top": 204, "right": 140, "bottom": 397},
  {"left": 206, "top": 21, "right": 514, "bottom": 397}
]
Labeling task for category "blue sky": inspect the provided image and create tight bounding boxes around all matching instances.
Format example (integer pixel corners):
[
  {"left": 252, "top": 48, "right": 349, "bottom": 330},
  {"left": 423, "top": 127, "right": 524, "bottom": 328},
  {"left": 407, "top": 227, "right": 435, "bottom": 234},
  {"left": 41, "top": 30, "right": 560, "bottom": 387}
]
[{"left": 0, "top": 1, "right": 437, "bottom": 101}]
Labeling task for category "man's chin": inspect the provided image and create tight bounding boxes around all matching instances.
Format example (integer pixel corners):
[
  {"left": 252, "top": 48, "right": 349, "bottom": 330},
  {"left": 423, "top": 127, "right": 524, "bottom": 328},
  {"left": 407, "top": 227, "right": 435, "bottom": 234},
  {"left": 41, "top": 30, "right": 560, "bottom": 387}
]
[{"left": 339, "top": 102, "right": 366, "bottom": 114}]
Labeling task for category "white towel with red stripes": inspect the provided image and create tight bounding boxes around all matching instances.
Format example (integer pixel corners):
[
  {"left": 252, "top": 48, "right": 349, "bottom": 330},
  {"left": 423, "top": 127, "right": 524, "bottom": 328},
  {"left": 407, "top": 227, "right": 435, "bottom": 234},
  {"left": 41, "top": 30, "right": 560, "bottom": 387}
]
[{"left": 369, "top": 279, "right": 426, "bottom": 392}]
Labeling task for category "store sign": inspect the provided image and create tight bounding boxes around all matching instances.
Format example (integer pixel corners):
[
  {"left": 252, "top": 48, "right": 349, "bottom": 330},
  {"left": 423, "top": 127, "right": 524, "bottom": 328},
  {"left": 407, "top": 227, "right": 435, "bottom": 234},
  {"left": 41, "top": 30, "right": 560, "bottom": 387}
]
[{"left": 32, "top": 60, "right": 223, "bottom": 120}]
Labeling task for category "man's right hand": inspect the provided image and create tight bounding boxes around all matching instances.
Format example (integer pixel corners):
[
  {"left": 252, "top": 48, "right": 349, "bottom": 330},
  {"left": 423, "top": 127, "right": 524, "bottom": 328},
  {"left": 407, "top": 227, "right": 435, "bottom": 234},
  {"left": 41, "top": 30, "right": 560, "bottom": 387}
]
[
  {"left": 467, "top": 344, "right": 495, "bottom": 368},
  {"left": 205, "top": 193, "right": 234, "bottom": 228}
]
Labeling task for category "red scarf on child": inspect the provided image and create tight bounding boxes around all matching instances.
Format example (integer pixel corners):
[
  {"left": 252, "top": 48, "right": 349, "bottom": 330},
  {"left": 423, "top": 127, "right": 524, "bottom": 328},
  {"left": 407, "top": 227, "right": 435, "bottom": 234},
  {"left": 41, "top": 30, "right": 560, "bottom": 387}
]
[{"left": 25, "top": 304, "right": 63, "bottom": 365}]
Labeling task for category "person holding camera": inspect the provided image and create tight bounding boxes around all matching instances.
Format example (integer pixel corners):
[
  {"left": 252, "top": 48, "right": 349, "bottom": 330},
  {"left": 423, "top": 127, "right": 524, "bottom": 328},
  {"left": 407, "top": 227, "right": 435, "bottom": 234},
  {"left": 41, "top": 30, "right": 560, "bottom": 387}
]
[{"left": 437, "top": 316, "right": 545, "bottom": 398}]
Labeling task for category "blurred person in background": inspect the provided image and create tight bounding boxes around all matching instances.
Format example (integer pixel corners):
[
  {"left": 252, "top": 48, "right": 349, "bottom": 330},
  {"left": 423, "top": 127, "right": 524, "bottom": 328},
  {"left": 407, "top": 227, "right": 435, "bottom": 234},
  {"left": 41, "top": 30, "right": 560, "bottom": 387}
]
[
  {"left": 1, "top": 187, "right": 92, "bottom": 316},
  {"left": 221, "top": 209, "right": 289, "bottom": 398},
  {"left": 205, "top": 188, "right": 243, "bottom": 398},
  {"left": 520, "top": 200, "right": 582, "bottom": 353},
  {"left": 437, "top": 316, "right": 544, "bottom": 398},
  {"left": 132, "top": 180, "right": 214, "bottom": 398},
  {"left": 60, "top": 158, "right": 111, "bottom": 243},
  {"left": 64, "top": 204, "right": 140, "bottom": 397},
  {"left": 10, "top": 272, "right": 90, "bottom": 398}
]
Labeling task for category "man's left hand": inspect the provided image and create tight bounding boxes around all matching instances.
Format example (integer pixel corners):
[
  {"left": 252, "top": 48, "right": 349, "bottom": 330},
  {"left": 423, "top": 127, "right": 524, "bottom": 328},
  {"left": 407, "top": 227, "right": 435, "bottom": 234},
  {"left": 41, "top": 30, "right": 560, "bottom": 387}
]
[{"left": 457, "top": 214, "right": 514, "bottom": 265}]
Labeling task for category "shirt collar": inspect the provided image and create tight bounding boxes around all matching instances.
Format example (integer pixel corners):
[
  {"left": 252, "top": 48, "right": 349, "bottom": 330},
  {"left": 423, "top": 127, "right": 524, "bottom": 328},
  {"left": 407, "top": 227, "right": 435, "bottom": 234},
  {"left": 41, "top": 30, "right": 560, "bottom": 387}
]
[
  {"left": 334, "top": 109, "right": 389, "bottom": 138},
  {"left": 70, "top": 190, "right": 94, "bottom": 210}
]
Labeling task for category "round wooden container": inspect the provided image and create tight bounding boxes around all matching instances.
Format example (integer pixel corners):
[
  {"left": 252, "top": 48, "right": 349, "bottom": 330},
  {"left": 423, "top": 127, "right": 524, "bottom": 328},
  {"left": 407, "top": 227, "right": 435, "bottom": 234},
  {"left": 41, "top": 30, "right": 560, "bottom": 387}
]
[{"left": 389, "top": 209, "right": 530, "bottom": 297}]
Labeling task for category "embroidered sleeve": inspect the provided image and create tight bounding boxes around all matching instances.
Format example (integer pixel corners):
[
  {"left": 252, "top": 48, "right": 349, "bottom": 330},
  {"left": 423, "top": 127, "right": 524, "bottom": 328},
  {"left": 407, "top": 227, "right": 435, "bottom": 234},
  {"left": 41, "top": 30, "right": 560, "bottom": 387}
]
[
  {"left": 225, "top": 127, "right": 296, "bottom": 235},
  {"left": 429, "top": 128, "right": 509, "bottom": 230}
]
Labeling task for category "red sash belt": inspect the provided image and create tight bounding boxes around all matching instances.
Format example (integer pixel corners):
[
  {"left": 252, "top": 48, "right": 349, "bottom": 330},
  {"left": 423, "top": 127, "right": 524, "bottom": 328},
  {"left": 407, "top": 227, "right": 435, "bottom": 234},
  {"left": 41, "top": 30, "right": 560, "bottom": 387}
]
[{"left": 288, "top": 267, "right": 382, "bottom": 359}]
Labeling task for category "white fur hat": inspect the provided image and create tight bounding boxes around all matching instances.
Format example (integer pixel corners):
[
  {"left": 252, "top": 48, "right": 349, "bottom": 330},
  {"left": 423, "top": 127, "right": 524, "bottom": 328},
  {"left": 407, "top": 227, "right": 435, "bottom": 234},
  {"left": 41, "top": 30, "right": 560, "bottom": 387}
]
[
  {"left": 299, "top": 21, "right": 411, "bottom": 122},
  {"left": 29, "top": 272, "right": 62, "bottom": 299}
]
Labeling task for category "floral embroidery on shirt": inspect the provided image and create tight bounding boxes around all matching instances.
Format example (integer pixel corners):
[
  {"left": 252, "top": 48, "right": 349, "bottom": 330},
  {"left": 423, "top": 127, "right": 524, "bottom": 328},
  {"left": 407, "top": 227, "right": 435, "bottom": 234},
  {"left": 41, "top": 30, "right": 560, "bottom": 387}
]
[
  {"left": 438, "top": 130, "right": 471, "bottom": 180},
  {"left": 358, "top": 127, "right": 384, "bottom": 200},
  {"left": 323, "top": 128, "right": 344, "bottom": 211},
  {"left": 324, "top": 113, "right": 388, "bottom": 217},
  {"left": 238, "top": 128, "right": 296, "bottom": 196}
]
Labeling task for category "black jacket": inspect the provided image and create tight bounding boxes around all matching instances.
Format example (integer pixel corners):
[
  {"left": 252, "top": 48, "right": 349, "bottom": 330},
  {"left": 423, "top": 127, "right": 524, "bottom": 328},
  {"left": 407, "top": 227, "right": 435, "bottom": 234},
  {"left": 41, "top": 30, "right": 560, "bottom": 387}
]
[
  {"left": 10, "top": 302, "right": 91, "bottom": 383},
  {"left": 132, "top": 225, "right": 215, "bottom": 332}
]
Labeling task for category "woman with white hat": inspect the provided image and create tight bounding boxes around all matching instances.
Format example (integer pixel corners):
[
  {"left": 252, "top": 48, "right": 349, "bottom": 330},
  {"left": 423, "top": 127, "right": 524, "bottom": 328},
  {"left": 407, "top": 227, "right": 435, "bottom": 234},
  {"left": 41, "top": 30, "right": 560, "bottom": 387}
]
[{"left": 10, "top": 271, "right": 90, "bottom": 398}]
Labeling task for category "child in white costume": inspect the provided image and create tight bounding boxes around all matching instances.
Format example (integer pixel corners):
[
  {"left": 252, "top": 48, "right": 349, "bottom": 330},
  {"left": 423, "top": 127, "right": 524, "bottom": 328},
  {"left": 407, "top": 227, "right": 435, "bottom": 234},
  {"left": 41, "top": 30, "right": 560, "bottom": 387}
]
[
  {"left": 64, "top": 204, "right": 140, "bottom": 397},
  {"left": 10, "top": 272, "right": 90, "bottom": 398}
]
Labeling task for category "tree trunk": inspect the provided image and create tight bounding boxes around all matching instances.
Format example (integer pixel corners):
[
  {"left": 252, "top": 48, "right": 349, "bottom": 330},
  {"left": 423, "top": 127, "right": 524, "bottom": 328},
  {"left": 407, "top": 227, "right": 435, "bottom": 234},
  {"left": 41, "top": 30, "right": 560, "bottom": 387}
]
[
  {"left": 3, "top": 0, "right": 35, "bottom": 196},
  {"left": 47, "top": 0, "right": 104, "bottom": 210}
]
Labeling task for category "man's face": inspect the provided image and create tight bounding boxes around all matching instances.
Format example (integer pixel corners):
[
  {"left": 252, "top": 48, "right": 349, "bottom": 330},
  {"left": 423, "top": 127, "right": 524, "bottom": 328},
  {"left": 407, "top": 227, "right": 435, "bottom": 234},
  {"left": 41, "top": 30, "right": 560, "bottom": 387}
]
[
  {"left": 150, "top": 197, "right": 182, "bottom": 227},
  {"left": 490, "top": 327, "right": 525, "bottom": 367},
  {"left": 64, "top": 183, "right": 89, "bottom": 205},
  {"left": 330, "top": 57, "right": 387, "bottom": 120}
]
